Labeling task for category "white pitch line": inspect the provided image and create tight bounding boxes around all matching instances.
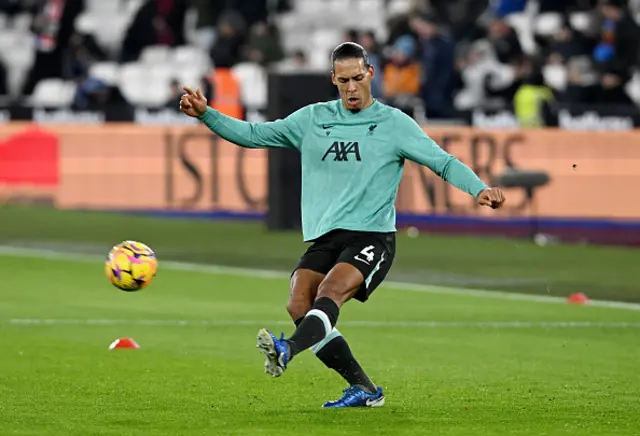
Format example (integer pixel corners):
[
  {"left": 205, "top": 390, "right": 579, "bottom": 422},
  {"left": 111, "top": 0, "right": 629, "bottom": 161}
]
[
  {"left": 1, "top": 245, "right": 640, "bottom": 311},
  {"left": 4, "top": 318, "right": 640, "bottom": 328}
]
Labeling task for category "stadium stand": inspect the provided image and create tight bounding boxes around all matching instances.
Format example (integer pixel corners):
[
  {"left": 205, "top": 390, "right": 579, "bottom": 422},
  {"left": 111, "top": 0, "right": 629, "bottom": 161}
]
[{"left": 0, "top": 0, "right": 639, "bottom": 123}]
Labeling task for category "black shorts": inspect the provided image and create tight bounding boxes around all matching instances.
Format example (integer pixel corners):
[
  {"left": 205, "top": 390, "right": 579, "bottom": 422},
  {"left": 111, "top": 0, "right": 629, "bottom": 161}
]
[{"left": 293, "top": 229, "right": 396, "bottom": 303}]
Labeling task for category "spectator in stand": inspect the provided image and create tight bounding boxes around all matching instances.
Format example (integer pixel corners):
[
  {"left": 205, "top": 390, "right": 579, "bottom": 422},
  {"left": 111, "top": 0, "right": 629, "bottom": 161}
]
[
  {"left": 423, "top": 0, "right": 489, "bottom": 43},
  {"left": 120, "top": 0, "right": 156, "bottom": 62},
  {"left": 155, "top": 0, "right": 187, "bottom": 47},
  {"left": 491, "top": 0, "right": 527, "bottom": 17},
  {"left": 409, "top": 12, "right": 457, "bottom": 119},
  {"left": 0, "top": 0, "right": 23, "bottom": 26},
  {"left": 486, "top": 16, "right": 525, "bottom": 66},
  {"left": 20, "top": 0, "right": 85, "bottom": 95},
  {"left": 227, "top": 0, "right": 268, "bottom": 27},
  {"left": 189, "top": 0, "right": 224, "bottom": 52},
  {"left": 209, "top": 9, "right": 247, "bottom": 68},
  {"left": 72, "top": 77, "right": 134, "bottom": 113},
  {"left": 120, "top": 0, "right": 187, "bottom": 63},
  {"left": 243, "top": 21, "right": 284, "bottom": 66},
  {"left": 383, "top": 35, "right": 421, "bottom": 117},
  {"left": 513, "top": 60, "right": 555, "bottom": 127},
  {"left": 592, "top": 0, "right": 640, "bottom": 79},
  {"left": 538, "top": 0, "right": 576, "bottom": 12},
  {"left": 359, "top": 30, "right": 384, "bottom": 98},
  {"left": 62, "top": 31, "right": 107, "bottom": 82},
  {"left": 597, "top": 67, "right": 635, "bottom": 104},
  {"left": 165, "top": 78, "right": 183, "bottom": 109},
  {"left": 276, "top": 49, "right": 309, "bottom": 71},
  {"left": 291, "top": 50, "right": 308, "bottom": 68},
  {"left": 558, "top": 56, "right": 600, "bottom": 103},
  {"left": 545, "top": 18, "right": 594, "bottom": 65},
  {"left": 343, "top": 28, "right": 359, "bottom": 43},
  {"left": 538, "top": 0, "right": 599, "bottom": 12}
]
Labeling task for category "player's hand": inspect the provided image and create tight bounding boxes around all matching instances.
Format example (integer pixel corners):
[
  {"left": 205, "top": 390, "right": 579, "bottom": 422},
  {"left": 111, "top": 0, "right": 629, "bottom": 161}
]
[
  {"left": 180, "top": 86, "right": 208, "bottom": 118},
  {"left": 477, "top": 188, "right": 506, "bottom": 209}
]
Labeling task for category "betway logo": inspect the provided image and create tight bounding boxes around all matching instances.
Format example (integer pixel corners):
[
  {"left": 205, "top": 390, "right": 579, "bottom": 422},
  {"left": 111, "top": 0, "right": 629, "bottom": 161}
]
[
  {"left": 34, "top": 109, "right": 105, "bottom": 124},
  {"left": 558, "top": 109, "right": 633, "bottom": 131},
  {"left": 472, "top": 110, "right": 519, "bottom": 129}
]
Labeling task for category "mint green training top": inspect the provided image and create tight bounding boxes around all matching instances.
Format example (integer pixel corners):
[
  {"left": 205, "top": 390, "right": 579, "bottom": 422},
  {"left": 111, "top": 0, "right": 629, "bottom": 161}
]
[{"left": 198, "top": 99, "right": 489, "bottom": 242}]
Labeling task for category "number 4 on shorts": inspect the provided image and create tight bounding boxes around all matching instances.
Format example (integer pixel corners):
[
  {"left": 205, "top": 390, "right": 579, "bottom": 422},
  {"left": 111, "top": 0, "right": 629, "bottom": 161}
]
[{"left": 355, "top": 245, "right": 375, "bottom": 264}]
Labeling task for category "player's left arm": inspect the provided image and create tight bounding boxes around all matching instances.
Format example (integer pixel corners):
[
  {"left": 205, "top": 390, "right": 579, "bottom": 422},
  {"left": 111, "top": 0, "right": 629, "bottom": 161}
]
[{"left": 395, "top": 112, "right": 506, "bottom": 209}]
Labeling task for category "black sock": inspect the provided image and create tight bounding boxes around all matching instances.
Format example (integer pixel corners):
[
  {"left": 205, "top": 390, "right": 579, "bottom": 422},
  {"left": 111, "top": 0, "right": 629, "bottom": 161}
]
[
  {"left": 315, "top": 334, "right": 378, "bottom": 394},
  {"left": 292, "top": 315, "right": 376, "bottom": 394},
  {"left": 287, "top": 297, "right": 339, "bottom": 358}
]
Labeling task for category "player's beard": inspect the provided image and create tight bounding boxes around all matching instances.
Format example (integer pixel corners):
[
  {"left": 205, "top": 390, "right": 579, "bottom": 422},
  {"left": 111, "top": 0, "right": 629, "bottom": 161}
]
[{"left": 345, "top": 95, "right": 362, "bottom": 112}]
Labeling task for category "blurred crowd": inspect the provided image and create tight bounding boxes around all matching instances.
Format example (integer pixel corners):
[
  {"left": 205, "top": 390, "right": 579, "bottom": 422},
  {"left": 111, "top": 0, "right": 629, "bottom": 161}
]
[
  {"left": 0, "top": 0, "right": 292, "bottom": 110},
  {"left": 0, "top": 0, "right": 639, "bottom": 123},
  {"left": 378, "top": 0, "right": 640, "bottom": 122}
]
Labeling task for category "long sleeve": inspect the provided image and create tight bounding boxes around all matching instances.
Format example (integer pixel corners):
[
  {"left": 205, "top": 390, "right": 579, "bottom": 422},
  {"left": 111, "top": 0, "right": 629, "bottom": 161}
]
[
  {"left": 395, "top": 111, "right": 489, "bottom": 198},
  {"left": 197, "top": 105, "right": 310, "bottom": 150}
]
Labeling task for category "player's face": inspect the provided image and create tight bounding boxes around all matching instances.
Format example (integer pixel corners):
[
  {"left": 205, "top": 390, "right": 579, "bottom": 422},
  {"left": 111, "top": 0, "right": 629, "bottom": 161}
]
[{"left": 331, "top": 58, "right": 374, "bottom": 111}]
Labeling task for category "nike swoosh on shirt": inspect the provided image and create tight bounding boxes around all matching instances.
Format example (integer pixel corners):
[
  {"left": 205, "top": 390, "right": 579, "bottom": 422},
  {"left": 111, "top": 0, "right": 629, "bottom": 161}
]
[{"left": 322, "top": 125, "right": 334, "bottom": 129}]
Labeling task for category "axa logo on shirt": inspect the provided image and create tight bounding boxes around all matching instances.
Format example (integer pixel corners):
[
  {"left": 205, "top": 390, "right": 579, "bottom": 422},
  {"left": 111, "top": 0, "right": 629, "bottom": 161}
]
[{"left": 321, "top": 141, "right": 361, "bottom": 162}]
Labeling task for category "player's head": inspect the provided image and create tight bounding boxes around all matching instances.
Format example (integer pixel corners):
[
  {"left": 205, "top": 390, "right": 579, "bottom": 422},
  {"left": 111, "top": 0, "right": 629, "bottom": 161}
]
[{"left": 330, "top": 42, "right": 375, "bottom": 112}]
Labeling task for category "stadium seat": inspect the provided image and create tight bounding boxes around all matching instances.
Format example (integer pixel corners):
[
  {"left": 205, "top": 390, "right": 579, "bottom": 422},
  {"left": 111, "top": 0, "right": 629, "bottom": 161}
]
[
  {"left": 88, "top": 62, "right": 121, "bottom": 86},
  {"left": 11, "top": 13, "right": 32, "bottom": 31},
  {"left": 542, "top": 64, "right": 568, "bottom": 91},
  {"left": 75, "top": 2, "right": 142, "bottom": 54},
  {"left": 174, "top": 72, "right": 204, "bottom": 94},
  {"left": 298, "top": 0, "right": 325, "bottom": 13},
  {"left": 95, "top": 16, "right": 132, "bottom": 53},
  {"left": 569, "top": 12, "right": 595, "bottom": 34},
  {"left": 74, "top": 12, "right": 101, "bottom": 35},
  {"left": 354, "top": 0, "right": 383, "bottom": 12},
  {"left": 0, "top": 29, "right": 23, "bottom": 50},
  {"left": 282, "top": 30, "right": 308, "bottom": 52},
  {"left": 85, "top": 0, "right": 121, "bottom": 13},
  {"left": 140, "top": 45, "right": 172, "bottom": 66},
  {"left": 309, "top": 48, "right": 332, "bottom": 71},
  {"left": 535, "top": 13, "right": 563, "bottom": 37},
  {"left": 387, "top": 0, "right": 411, "bottom": 16},
  {"left": 625, "top": 71, "right": 640, "bottom": 104},
  {"left": 231, "top": 62, "right": 268, "bottom": 110},
  {"left": 30, "top": 79, "right": 77, "bottom": 107},
  {"left": 487, "top": 64, "right": 517, "bottom": 90},
  {"left": 171, "top": 46, "right": 212, "bottom": 75},
  {"left": 0, "top": 31, "right": 35, "bottom": 98},
  {"left": 311, "top": 29, "right": 342, "bottom": 51},
  {"left": 119, "top": 62, "right": 173, "bottom": 107},
  {"left": 307, "top": 29, "right": 343, "bottom": 70}
]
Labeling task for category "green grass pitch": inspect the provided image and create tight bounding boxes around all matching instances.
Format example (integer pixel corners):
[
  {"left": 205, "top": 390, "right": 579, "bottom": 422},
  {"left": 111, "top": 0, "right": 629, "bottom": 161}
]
[{"left": 1, "top": 251, "right": 639, "bottom": 435}]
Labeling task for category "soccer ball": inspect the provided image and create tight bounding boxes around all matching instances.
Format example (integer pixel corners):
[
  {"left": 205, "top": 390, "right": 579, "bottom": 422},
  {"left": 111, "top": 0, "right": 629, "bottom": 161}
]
[{"left": 105, "top": 241, "right": 158, "bottom": 291}]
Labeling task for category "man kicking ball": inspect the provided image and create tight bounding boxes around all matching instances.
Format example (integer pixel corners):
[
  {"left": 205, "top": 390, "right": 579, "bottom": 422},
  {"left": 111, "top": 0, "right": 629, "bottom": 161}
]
[{"left": 180, "top": 42, "right": 506, "bottom": 408}]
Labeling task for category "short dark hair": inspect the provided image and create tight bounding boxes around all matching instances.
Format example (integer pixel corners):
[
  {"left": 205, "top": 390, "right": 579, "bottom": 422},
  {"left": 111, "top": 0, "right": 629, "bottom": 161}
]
[{"left": 331, "top": 42, "right": 370, "bottom": 71}]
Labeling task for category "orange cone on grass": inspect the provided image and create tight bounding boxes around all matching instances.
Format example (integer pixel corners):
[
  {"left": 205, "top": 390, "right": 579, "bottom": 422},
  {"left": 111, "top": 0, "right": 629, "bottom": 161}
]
[
  {"left": 109, "top": 338, "right": 141, "bottom": 350},
  {"left": 567, "top": 293, "right": 589, "bottom": 304}
]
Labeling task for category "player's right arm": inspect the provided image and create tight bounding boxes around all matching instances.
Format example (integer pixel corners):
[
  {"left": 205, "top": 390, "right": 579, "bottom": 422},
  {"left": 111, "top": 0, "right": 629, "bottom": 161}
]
[{"left": 180, "top": 86, "right": 308, "bottom": 150}]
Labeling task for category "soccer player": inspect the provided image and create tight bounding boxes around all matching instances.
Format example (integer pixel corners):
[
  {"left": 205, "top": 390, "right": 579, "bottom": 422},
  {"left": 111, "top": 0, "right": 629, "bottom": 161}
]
[{"left": 180, "top": 42, "right": 506, "bottom": 408}]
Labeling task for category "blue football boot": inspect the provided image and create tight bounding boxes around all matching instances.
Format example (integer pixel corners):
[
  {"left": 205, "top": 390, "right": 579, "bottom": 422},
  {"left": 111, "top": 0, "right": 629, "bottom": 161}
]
[
  {"left": 322, "top": 385, "right": 385, "bottom": 408},
  {"left": 256, "top": 328, "right": 291, "bottom": 377}
]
